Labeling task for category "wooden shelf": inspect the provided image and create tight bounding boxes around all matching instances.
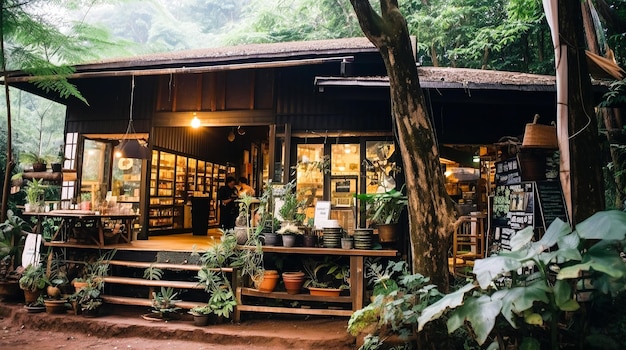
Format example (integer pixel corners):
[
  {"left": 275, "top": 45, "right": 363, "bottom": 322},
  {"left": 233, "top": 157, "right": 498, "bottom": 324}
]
[
  {"left": 240, "top": 287, "right": 351, "bottom": 303},
  {"left": 235, "top": 304, "right": 353, "bottom": 317}
]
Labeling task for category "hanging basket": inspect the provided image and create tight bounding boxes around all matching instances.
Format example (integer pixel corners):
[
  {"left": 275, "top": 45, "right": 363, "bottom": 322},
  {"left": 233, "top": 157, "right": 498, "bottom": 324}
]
[{"left": 522, "top": 114, "right": 558, "bottom": 149}]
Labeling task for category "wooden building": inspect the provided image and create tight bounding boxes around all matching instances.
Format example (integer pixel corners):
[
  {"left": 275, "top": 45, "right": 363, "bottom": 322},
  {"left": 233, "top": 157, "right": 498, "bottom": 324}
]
[{"left": 8, "top": 37, "right": 571, "bottom": 239}]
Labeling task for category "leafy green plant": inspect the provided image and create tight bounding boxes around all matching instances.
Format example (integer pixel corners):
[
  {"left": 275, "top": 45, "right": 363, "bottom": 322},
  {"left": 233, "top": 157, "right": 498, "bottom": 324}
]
[
  {"left": 19, "top": 263, "right": 48, "bottom": 291},
  {"left": 143, "top": 264, "right": 164, "bottom": 281},
  {"left": 195, "top": 232, "right": 238, "bottom": 319},
  {"left": 418, "top": 210, "right": 626, "bottom": 349},
  {"left": 208, "top": 285, "right": 237, "bottom": 318},
  {"left": 189, "top": 304, "right": 212, "bottom": 316},
  {"left": 23, "top": 178, "right": 45, "bottom": 207},
  {"left": 599, "top": 78, "right": 626, "bottom": 108},
  {"left": 355, "top": 187, "right": 408, "bottom": 225},
  {"left": 302, "top": 257, "right": 349, "bottom": 289},
  {"left": 277, "top": 180, "right": 307, "bottom": 224},
  {"left": 151, "top": 287, "right": 181, "bottom": 319},
  {"left": 348, "top": 260, "right": 442, "bottom": 348},
  {"left": 0, "top": 210, "right": 30, "bottom": 277}
]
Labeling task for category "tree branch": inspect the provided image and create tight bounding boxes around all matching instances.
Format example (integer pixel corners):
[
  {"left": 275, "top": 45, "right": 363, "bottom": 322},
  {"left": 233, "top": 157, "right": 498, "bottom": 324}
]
[{"left": 349, "top": 0, "right": 384, "bottom": 43}]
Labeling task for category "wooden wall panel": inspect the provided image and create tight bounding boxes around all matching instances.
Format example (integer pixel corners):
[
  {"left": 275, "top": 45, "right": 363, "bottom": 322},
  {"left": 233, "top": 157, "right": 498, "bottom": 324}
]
[
  {"left": 225, "top": 70, "right": 253, "bottom": 110},
  {"left": 174, "top": 74, "right": 201, "bottom": 111}
]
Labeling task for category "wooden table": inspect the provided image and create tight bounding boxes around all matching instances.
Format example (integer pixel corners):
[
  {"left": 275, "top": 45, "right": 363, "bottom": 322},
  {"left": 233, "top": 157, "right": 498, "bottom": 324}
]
[
  {"left": 234, "top": 245, "right": 399, "bottom": 321},
  {"left": 26, "top": 210, "right": 138, "bottom": 247}
]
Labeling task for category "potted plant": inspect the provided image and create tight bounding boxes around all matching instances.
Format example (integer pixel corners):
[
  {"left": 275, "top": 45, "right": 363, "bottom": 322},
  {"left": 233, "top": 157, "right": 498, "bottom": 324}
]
[
  {"left": 355, "top": 187, "right": 407, "bottom": 243},
  {"left": 0, "top": 210, "right": 30, "bottom": 300},
  {"left": 145, "top": 286, "right": 181, "bottom": 321},
  {"left": 19, "top": 263, "right": 48, "bottom": 304},
  {"left": 189, "top": 304, "right": 212, "bottom": 326},
  {"left": 347, "top": 260, "right": 441, "bottom": 349},
  {"left": 208, "top": 285, "right": 237, "bottom": 322},
  {"left": 277, "top": 180, "right": 307, "bottom": 225},
  {"left": 19, "top": 151, "right": 48, "bottom": 172},
  {"left": 72, "top": 283, "right": 103, "bottom": 317},
  {"left": 302, "top": 257, "right": 349, "bottom": 297},
  {"left": 80, "top": 193, "right": 92, "bottom": 211},
  {"left": 195, "top": 233, "right": 238, "bottom": 319},
  {"left": 23, "top": 178, "right": 45, "bottom": 213}
]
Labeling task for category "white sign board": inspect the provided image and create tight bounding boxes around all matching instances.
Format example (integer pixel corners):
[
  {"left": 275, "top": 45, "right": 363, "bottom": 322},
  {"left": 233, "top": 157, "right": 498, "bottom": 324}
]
[
  {"left": 21, "top": 233, "right": 42, "bottom": 268},
  {"left": 313, "top": 201, "right": 331, "bottom": 229}
]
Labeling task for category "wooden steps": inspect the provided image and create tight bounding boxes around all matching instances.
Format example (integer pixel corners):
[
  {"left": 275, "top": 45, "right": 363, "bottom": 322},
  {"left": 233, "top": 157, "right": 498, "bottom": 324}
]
[
  {"left": 103, "top": 276, "right": 204, "bottom": 290},
  {"left": 101, "top": 295, "right": 204, "bottom": 309}
]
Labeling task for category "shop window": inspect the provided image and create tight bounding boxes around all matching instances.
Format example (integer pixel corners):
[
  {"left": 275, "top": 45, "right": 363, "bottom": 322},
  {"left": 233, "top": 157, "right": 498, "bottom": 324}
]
[{"left": 295, "top": 144, "right": 325, "bottom": 222}]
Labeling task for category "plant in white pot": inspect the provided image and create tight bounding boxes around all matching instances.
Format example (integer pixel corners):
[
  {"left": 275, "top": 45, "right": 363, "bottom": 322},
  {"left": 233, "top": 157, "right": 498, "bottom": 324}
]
[{"left": 23, "top": 178, "right": 45, "bottom": 213}]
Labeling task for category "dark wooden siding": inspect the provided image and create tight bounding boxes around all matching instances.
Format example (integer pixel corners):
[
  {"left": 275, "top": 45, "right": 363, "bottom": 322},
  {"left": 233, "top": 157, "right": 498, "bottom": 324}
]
[{"left": 65, "top": 75, "right": 156, "bottom": 134}]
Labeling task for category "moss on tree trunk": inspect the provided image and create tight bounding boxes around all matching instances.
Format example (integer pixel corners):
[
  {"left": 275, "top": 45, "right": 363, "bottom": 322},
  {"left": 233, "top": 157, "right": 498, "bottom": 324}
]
[{"left": 350, "top": 0, "right": 455, "bottom": 290}]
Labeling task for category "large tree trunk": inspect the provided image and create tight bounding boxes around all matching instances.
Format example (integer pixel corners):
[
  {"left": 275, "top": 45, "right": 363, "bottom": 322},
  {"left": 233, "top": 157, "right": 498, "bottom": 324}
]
[
  {"left": 350, "top": 0, "right": 455, "bottom": 290},
  {"left": 559, "top": 0, "right": 605, "bottom": 223}
]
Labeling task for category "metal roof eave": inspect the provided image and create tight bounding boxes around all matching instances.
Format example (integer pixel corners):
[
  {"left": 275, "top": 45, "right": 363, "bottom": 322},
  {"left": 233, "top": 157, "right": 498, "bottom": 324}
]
[{"left": 314, "top": 76, "right": 558, "bottom": 92}]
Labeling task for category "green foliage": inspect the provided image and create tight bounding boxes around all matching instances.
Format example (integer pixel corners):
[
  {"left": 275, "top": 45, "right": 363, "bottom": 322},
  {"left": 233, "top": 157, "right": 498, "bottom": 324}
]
[
  {"left": 23, "top": 178, "right": 45, "bottom": 205},
  {"left": 302, "top": 257, "right": 349, "bottom": 289},
  {"left": 348, "top": 260, "right": 442, "bottom": 349},
  {"left": 19, "top": 263, "right": 48, "bottom": 291},
  {"left": 196, "top": 232, "right": 238, "bottom": 319},
  {"left": 600, "top": 78, "right": 626, "bottom": 108},
  {"left": 0, "top": 210, "right": 29, "bottom": 264},
  {"left": 355, "top": 188, "right": 408, "bottom": 225},
  {"left": 189, "top": 304, "right": 212, "bottom": 316},
  {"left": 208, "top": 285, "right": 236, "bottom": 318},
  {"left": 418, "top": 210, "right": 626, "bottom": 348},
  {"left": 277, "top": 179, "right": 307, "bottom": 223},
  {"left": 151, "top": 286, "right": 181, "bottom": 319},
  {"left": 143, "top": 264, "right": 163, "bottom": 281}
]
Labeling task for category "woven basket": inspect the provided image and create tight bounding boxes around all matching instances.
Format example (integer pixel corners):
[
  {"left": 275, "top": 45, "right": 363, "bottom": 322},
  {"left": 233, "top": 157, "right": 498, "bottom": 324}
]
[{"left": 522, "top": 114, "right": 558, "bottom": 149}]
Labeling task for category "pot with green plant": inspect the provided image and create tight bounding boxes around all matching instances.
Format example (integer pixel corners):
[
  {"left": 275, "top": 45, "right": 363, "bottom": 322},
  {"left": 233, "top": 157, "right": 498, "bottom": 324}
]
[
  {"left": 19, "top": 263, "right": 48, "bottom": 304},
  {"left": 189, "top": 304, "right": 212, "bottom": 326},
  {"left": 23, "top": 178, "right": 45, "bottom": 213},
  {"left": 355, "top": 187, "right": 407, "bottom": 243},
  {"left": 19, "top": 151, "right": 48, "bottom": 172},
  {"left": 302, "top": 257, "right": 349, "bottom": 297},
  {"left": 347, "top": 260, "right": 441, "bottom": 349},
  {"left": 72, "top": 283, "right": 103, "bottom": 317},
  {"left": 80, "top": 193, "right": 92, "bottom": 211},
  {"left": 144, "top": 287, "right": 181, "bottom": 321}
]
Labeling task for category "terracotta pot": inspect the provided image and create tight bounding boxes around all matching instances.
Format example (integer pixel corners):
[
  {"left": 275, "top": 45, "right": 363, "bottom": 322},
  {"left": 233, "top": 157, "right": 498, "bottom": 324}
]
[
  {"left": 23, "top": 288, "right": 42, "bottom": 304},
  {"left": 257, "top": 270, "right": 279, "bottom": 293},
  {"left": 44, "top": 299, "right": 67, "bottom": 314},
  {"left": 307, "top": 287, "right": 342, "bottom": 297},
  {"left": 73, "top": 281, "right": 89, "bottom": 293},
  {"left": 377, "top": 224, "right": 398, "bottom": 243},
  {"left": 282, "top": 271, "right": 305, "bottom": 295}
]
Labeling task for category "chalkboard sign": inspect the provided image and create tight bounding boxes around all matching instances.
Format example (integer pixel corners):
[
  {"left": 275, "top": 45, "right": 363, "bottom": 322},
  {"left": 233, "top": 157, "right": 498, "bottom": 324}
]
[{"left": 535, "top": 180, "right": 568, "bottom": 228}]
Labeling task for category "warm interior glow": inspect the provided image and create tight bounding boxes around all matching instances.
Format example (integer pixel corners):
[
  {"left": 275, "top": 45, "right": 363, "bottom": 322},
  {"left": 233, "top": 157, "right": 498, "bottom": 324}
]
[{"left": 191, "top": 115, "right": 200, "bottom": 128}]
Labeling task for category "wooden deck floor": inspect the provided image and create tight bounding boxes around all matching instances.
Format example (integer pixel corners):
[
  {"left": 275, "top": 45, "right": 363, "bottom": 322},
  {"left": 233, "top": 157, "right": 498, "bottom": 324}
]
[{"left": 45, "top": 229, "right": 223, "bottom": 252}]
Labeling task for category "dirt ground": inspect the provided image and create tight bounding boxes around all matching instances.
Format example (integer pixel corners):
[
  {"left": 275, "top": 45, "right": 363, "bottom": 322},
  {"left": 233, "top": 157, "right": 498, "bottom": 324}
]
[{"left": 0, "top": 302, "right": 355, "bottom": 350}]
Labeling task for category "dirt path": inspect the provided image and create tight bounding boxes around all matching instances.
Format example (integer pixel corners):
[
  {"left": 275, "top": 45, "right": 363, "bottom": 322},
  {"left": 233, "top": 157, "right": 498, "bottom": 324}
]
[{"left": 0, "top": 303, "right": 355, "bottom": 350}]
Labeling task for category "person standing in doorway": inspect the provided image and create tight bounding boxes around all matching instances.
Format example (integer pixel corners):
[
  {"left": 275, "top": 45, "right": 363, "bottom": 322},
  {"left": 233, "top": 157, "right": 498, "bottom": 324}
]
[
  {"left": 238, "top": 176, "right": 255, "bottom": 197},
  {"left": 218, "top": 176, "right": 239, "bottom": 230}
]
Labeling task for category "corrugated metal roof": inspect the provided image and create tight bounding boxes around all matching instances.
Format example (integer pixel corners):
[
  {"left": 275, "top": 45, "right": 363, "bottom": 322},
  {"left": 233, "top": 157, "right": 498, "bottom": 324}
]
[
  {"left": 315, "top": 67, "right": 558, "bottom": 91},
  {"left": 75, "top": 37, "right": 378, "bottom": 72}
]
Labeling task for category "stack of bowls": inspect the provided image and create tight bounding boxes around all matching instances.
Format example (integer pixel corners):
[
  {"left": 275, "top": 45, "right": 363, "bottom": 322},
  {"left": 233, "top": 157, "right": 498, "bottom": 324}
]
[
  {"left": 353, "top": 228, "right": 374, "bottom": 250},
  {"left": 322, "top": 227, "right": 343, "bottom": 248}
]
